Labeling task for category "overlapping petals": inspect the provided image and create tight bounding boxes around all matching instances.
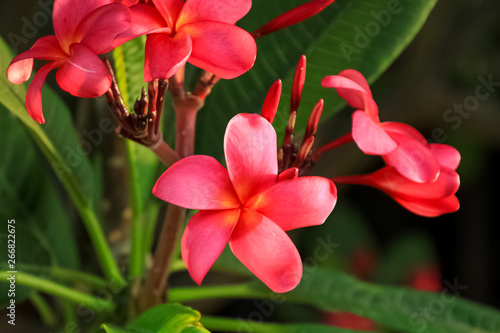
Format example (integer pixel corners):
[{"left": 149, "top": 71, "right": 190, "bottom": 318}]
[
  {"left": 146, "top": 0, "right": 256, "bottom": 80},
  {"left": 323, "top": 70, "right": 441, "bottom": 183},
  {"left": 7, "top": 0, "right": 163, "bottom": 123},
  {"left": 153, "top": 113, "right": 337, "bottom": 292},
  {"left": 334, "top": 143, "right": 460, "bottom": 217}
]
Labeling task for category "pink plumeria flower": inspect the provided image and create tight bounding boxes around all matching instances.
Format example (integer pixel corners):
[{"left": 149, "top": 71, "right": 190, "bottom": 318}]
[
  {"left": 144, "top": 0, "right": 257, "bottom": 81},
  {"left": 322, "top": 70, "right": 441, "bottom": 183},
  {"left": 6, "top": 0, "right": 166, "bottom": 124},
  {"left": 334, "top": 144, "right": 460, "bottom": 217},
  {"left": 153, "top": 113, "right": 337, "bottom": 293}
]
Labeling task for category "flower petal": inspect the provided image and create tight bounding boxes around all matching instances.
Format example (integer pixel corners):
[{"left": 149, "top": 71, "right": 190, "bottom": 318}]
[
  {"left": 381, "top": 122, "right": 428, "bottom": 145},
  {"left": 25, "top": 62, "right": 60, "bottom": 124},
  {"left": 56, "top": 43, "right": 112, "bottom": 98},
  {"left": 247, "top": 177, "right": 337, "bottom": 231},
  {"left": 429, "top": 144, "right": 461, "bottom": 170},
  {"left": 229, "top": 209, "right": 302, "bottom": 293},
  {"left": 352, "top": 110, "right": 397, "bottom": 155},
  {"left": 53, "top": 0, "right": 110, "bottom": 51},
  {"left": 152, "top": 0, "right": 183, "bottom": 28},
  {"left": 383, "top": 131, "right": 440, "bottom": 183},
  {"left": 182, "top": 209, "right": 240, "bottom": 285},
  {"left": 144, "top": 31, "right": 192, "bottom": 81},
  {"left": 153, "top": 155, "right": 240, "bottom": 210},
  {"left": 224, "top": 114, "right": 278, "bottom": 203},
  {"left": 368, "top": 166, "right": 459, "bottom": 200},
  {"left": 177, "top": 0, "right": 251, "bottom": 25},
  {"left": 75, "top": 3, "right": 132, "bottom": 54},
  {"left": 180, "top": 22, "right": 256, "bottom": 79},
  {"left": 322, "top": 75, "right": 378, "bottom": 119},
  {"left": 7, "top": 36, "right": 65, "bottom": 84},
  {"left": 111, "top": 4, "right": 170, "bottom": 50},
  {"left": 394, "top": 195, "right": 460, "bottom": 217}
]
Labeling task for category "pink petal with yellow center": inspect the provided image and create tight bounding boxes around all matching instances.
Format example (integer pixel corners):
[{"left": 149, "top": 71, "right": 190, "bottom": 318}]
[
  {"left": 25, "top": 62, "right": 60, "bottom": 124},
  {"left": 229, "top": 209, "right": 302, "bottom": 293},
  {"left": 53, "top": 0, "right": 110, "bottom": 51},
  {"left": 429, "top": 144, "right": 461, "bottom": 170},
  {"left": 247, "top": 177, "right": 337, "bottom": 231},
  {"left": 177, "top": 0, "right": 251, "bottom": 26},
  {"left": 7, "top": 36, "right": 65, "bottom": 84},
  {"left": 352, "top": 111, "right": 397, "bottom": 155},
  {"left": 182, "top": 209, "right": 240, "bottom": 285},
  {"left": 144, "top": 31, "right": 192, "bottom": 81},
  {"left": 75, "top": 3, "right": 132, "bottom": 54},
  {"left": 152, "top": 0, "right": 183, "bottom": 28},
  {"left": 153, "top": 155, "right": 240, "bottom": 210},
  {"left": 56, "top": 44, "right": 112, "bottom": 98},
  {"left": 180, "top": 22, "right": 256, "bottom": 79},
  {"left": 224, "top": 114, "right": 278, "bottom": 203},
  {"left": 383, "top": 131, "right": 440, "bottom": 183}
]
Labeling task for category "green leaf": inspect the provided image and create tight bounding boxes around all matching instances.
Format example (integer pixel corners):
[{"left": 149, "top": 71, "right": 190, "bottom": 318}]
[
  {"left": 285, "top": 268, "right": 500, "bottom": 333},
  {"left": 113, "top": 38, "right": 161, "bottom": 277},
  {"left": 195, "top": 0, "right": 438, "bottom": 159},
  {"left": 103, "top": 303, "right": 209, "bottom": 333},
  {"left": 0, "top": 103, "right": 79, "bottom": 308},
  {"left": 0, "top": 36, "right": 125, "bottom": 286}
]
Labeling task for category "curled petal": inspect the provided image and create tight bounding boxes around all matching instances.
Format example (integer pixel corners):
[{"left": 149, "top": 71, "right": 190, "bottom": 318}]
[
  {"left": 75, "top": 3, "right": 132, "bottom": 54},
  {"left": 368, "top": 166, "right": 460, "bottom": 200},
  {"left": 182, "top": 209, "right": 240, "bottom": 285},
  {"left": 144, "top": 31, "right": 192, "bottom": 81},
  {"left": 322, "top": 75, "right": 378, "bottom": 119},
  {"left": 229, "top": 210, "right": 302, "bottom": 293},
  {"left": 352, "top": 111, "right": 397, "bottom": 155},
  {"left": 381, "top": 122, "right": 428, "bottom": 145},
  {"left": 338, "top": 69, "right": 372, "bottom": 97},
  {"left": 7, "top": 36, "right": 65, "bottom": 84},
  {"left": 181, "top": 22, "right": 256, "bottom": 79},
  {"left": 394, "top": 195, "right": 460, "bottom": 217},
  {"left": 153, "top": 155, "right": 240, "bottom": 210},
  {"left": 111, "top": 4, "right": 170, "bottom": 50},
  {"left": 178, "top": 0, "right": 251, "bottom": 25},
  {"left": 152, "top": 0, "right": 183, "bottom": 28},
  {"left": 429, "top": 144, "right": 461, "bottom": 170},
  {"left": 383, "top": 131, "right": 440, "bottom": 183},
  {"left": 252, "top": 0, "right": 335, "bottom": 38},
  {"left": 25, "top": 62, "right": 60, "bottom": 124},
  {"left": 248, "top": 177, "right": 337, "bottom": 231},
  {"left": 56, "top": 44, "right": 112, "bottom": 98},
  {"left": 224, "top": 114, "right": 278, "bottom": 203},
  {"left": 53, "top": 0, "right": 110, "bottom": 51},
  {"left": 261, "top": 80, "right": 282, "bottom": 124}
]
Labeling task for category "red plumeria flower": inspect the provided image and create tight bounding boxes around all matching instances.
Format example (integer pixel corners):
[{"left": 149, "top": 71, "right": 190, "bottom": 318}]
[
  {"left": 6, "top": 0, "right": 166, "bottom": 124},
  {"left": 144, "top": 0, "right": 257, "bottom": 81},
  {"left": 322, "top": 70, "right": 441, "bottom": 183},
  {"left": 153, "top": 113, "right": 337, "bottom": 292},
  {"left": 334, "top": 143, "right": 460, "bottom": 217}
]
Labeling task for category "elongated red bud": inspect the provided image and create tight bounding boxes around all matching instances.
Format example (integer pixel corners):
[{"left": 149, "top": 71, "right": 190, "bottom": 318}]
[
  {"left": 302, "top": 99, "right": 324, "bottom": 145},
  {"left": 291, "top": 55, "right": 306, "bottom": 113},
  {"left": 277, "top": 167, "right": 299, "bottom": 182},
  {"left": 251, "top": 0, "right": 335, "bottom": 38},
  {"left": 261, "top": 80, "right": 282, "bottom": 124},
  {"left": 293, "top": 136, "right": 315, "bottom": 168}
]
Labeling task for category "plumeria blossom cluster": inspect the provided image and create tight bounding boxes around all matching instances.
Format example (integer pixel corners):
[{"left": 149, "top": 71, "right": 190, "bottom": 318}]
[
  {"left": 6, "top": 0, "right": 459, "bottom": 295},
  {"left": 7, "top": 0, "right": 334, "bottom": 124},
  {"left": 153, "top": 56, "right": 460, "bottom": 292}
]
